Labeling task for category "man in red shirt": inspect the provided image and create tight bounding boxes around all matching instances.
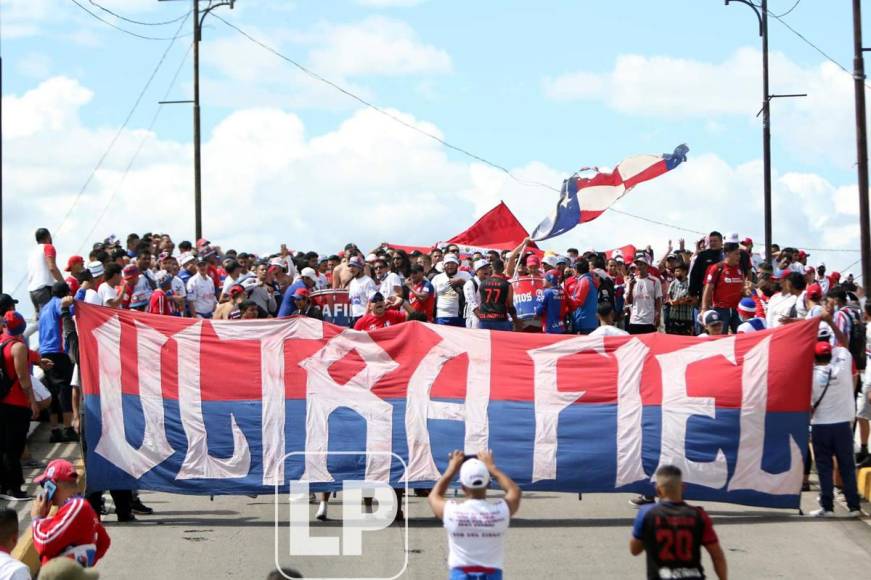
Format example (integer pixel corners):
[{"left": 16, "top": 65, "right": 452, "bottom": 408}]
[
  {"left": 701, "top": 242, "right": 746, "bottom": 334},
  {"left": 146, "top": 273, "right": 175, "bottom": 316},
  {"left": 64, "top": 256, "right": 85, "bottom": 296},
  {"left": 31, "top": 459, "right": 110, "bottom": 568},
  {"left": 405, "top": 265, "right": 435, "bottom": 321},
  {"left": 353, "top": 292, "right": 412, "bottom": 331}
]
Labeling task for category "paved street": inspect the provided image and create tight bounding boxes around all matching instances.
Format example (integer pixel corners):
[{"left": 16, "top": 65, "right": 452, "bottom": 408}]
[{"left": 92, "top": 486, "right": 871, "bottom": 579}]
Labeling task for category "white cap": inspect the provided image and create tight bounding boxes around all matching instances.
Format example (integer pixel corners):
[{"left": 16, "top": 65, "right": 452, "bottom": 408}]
[
  {"left": 542, "top": 255, "right": 558, "bottom": 267},
  {"left": 366, "top": 253, "right": 378, "bottom": 263},
  {"left": 633, "top": 254, "right": 649, "bottom": 265},
  {"left": 473, "top": 259, "right": 490, "bottom": 272},
  {"left": 459, "top": 458, "right": 490, "bottom": 489},
  {"left": 726, "top": 232, "right": 740, "bottom": 244},
  {"left": 180, "top": 254, "right": 196, "bottom": 266},
  {"left": 301, "top": 267, "right": 318, "bottom": 282},
  {"left": 443, "top": 253, "right": 460, "bottom": 265}
]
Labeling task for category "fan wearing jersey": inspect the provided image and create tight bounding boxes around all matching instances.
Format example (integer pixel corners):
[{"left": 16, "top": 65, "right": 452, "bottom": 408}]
[
  {"left": 630, "top": 465, "right": 727, "bottom": 580},
  {"left": 535, "top": 270, "right": 566, "bottom": 334},
  {"left": 353, "top": 292, "right": 412, "bottom": 332},
  {"left": 736, "top": 297, "right": 766, "bottom": 334}
]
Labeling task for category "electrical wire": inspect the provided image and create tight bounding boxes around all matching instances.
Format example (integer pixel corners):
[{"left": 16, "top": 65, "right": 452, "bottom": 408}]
[
  {"left": 7, "top": 11, "right": 192, "bottom": 296},
  {"left": 69, "top": 0, "right": 191, "bottom": 41},
  {"left": 87, "top": 0, "right": 189, "bottom": 26},
  {"left": 770, "top": 0, "right": 801, "bottom": 18},
  {"left": 75, "top": 42, "right": 194, "bottom": 255}
]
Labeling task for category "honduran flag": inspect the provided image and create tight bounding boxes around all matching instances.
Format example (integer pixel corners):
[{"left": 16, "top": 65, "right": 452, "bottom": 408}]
[{"left": 531, "top": 144, "right": 689, "bottom": 241}]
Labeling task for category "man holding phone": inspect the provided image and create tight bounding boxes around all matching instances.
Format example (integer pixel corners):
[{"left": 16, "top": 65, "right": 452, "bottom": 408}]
[
  {"left": 31, "top": 460, "right": 110, "bottom": 568},
  {"left": 428, "top": 451, "right": 521, "bottom": 580}
]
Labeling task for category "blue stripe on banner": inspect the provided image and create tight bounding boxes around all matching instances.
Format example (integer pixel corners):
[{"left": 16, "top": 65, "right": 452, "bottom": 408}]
[{"left": 83, "top": 395, "right": 806, "bottom": 508}]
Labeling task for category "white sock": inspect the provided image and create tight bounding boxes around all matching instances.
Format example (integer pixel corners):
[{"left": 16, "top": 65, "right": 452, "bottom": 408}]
[{"left": 316, "top": 501, "right": 328, "bottom": 519}]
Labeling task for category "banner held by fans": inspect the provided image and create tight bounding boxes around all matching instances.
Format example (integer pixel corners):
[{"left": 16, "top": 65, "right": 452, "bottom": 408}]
[
  {"left": 77, "top": 302, "right": 815, "bottom": 509},
  {"left": 531, "top": 144, "right": 690, "bottom": 241}
]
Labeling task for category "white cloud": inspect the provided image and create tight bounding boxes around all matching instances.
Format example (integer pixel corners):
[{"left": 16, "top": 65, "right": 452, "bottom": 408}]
[
  {"left": 543, "top": 48, "right": 862, "bottom": 169},
  {"left": 308, "top": 16, "right": 451, "bottom": 77},
  {"left": 2, "top": 76, "right": 862, "bottom": 316}
]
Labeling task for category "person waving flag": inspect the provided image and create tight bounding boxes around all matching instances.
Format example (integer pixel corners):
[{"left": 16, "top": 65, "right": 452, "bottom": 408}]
[{"left": 531, "top": 144, "right": 689, "bottom": 241}]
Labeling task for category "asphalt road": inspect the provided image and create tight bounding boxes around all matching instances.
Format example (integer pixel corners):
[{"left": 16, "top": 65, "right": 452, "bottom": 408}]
[{"left": 91, "top": 486, "right": 871, "bottom": 579}]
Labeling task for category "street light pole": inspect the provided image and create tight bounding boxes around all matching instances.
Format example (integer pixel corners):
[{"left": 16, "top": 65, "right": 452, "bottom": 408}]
[
  {"left": 852, "top": 0, "right": 871, "bottom": 288},
  {"left": 760, "top": 0, "right": 773, "bottom": 267},
  {"left": 193, "top": 0, "right": 202, "bottom": 242}
]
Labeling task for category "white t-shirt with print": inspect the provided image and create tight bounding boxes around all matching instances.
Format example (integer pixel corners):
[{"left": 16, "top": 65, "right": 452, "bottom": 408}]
[
  {"left": 348, "top": 275, "right": 377, "bottom": 317},
  {"left": 589, "top": 325, "right": 629, "bottom": 338},
  {"left": 432, "top": 271, "right": 472, "bottom": 318},
  {"left": 443, "top": 499, "right": 510, "bottom": 570},
  {"left": 97, "top": 282, "right": 118, "bottom": 306},
  {"left": 378, "top": 272, "right": 403, "bottom": 300},
  {"left": 629, "top": 276, "right": 662, "bottom": 326},
  {"left": 812, "top": 346, "right": 855, "bottom": 425},
  {"left": 766, "top": 293, "right": 797, "bottom": 329}
]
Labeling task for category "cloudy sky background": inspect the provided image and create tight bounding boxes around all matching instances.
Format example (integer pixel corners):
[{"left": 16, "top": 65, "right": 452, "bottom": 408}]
[{"left": 0, "top": 0, "right": 866, "bottom": 308}]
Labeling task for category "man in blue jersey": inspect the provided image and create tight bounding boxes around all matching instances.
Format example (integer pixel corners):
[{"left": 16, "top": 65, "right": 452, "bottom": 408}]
[
  {"left": 38, "top": 282, "right": 76, "bottom": 443},
  {"left": 736, "top": 297, "right": 766, "bottom": 333},
  {"left": 536, "top": 270, "right": 566, "bottom": 334},
  {"left": 630, "top": 465, "right": 728, "bottom": 579}
]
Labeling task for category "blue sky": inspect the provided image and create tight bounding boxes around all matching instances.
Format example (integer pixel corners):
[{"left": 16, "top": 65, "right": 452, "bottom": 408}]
[{"left": 0, "top": 0, "right": 866, "bottom": 297}]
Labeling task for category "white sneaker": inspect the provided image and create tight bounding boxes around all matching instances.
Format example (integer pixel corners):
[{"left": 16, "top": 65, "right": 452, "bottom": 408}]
[
  {"left": 316, "top": 501, "right": 328, "bottom": 521},
  {"left": 287, "top": 493, "right": 308, "bottom": 503},
  {"left": 839, "top": 510, "right": 862, "bottom": 519},
  {"left": 810, "top": 508, "right": 835, "bottom": 517}
]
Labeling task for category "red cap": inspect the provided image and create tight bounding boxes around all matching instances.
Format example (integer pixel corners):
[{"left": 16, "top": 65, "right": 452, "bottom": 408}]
[
  {"left": 742, "top": 237, "right": 753, "bottom": 246},
  {"left": 267, "top": 265, "right": 282, "bottom": 275},
  {"left": 293, "top": 287, "right": 310, "bottom": 299},
  {"left": 3, "top": 311, "right": 27, "bottom": 336},
  {"left": 806, "top": 283, "right": 822, "bottom": 301},
  {"left": 64, "top": 255, "right": 84, "bottom": 272},
  {"left": 526, "top": 256, "right": 541, "bottom": 267},
  {"left": 830, "top": 271, "right": 841, "bottom": 281},
  {"left": 815, "top": 341, "right": 832, "bottom": 357},
  {"left": 228, "top": 285, "right": 245, "bottom": 297},
  {"left": 798, "top": 250, "right": 809, "bottom": 258},
  {"left": 122, "top": 264, "right": 140, "bottom": 279},
  {"left": 34, "top": 459, "right": 78, "bottom": 485},
  {"left": 196, "top": 238, "right": 210, "bottom": 249}
]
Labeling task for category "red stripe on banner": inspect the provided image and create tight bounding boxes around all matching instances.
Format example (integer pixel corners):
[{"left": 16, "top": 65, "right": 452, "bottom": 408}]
[
  {"left": 579, "top": 209, "right": 605, "bottom": 223},
  {"left": 75, "top": 302, "right": 816, "bottom": 411},
  {"left": 621, "top": 158, "right": 668, "bottom": 190}
]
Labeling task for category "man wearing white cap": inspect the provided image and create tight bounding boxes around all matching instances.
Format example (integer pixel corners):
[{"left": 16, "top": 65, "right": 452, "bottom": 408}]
[
  {"left": 428, "top": 450, "right": 521, "bottom": 580},
  {"left": 463, "top": 260, "right": 491, "bottom": 329},
  {"left": 432, "top": 254, "right": 471, "bottom": 327}
]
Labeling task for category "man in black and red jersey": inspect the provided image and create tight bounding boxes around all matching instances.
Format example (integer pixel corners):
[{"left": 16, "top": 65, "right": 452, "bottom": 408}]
[
  {"left": 629, "top": 465, "right": 727, "bottom": 579},
  {"left": 477, "top": 260, "right": 517, "bottom": 332}
]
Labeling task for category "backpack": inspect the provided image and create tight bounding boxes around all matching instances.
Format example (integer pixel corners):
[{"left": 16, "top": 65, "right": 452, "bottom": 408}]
[
  {"left": 0, "top": 339, "right": 17, "bottom": 401},
  {"left": 843, "top": 306, "right": 867, "bottom": 371},
  {"left": 596, "top": 273, "right": 615, "bottom": 308}
]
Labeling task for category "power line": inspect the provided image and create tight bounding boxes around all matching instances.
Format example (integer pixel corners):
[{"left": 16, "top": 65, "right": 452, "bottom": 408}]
[
  {"left": 770, "top": 0, "right": 801, "bottom": 18},
  {"left": 87, "top": 0, "right": 189, "bottom": 26},
  {"left": 76, "top": 42, "right": 194, "bottom": 255},
  {"left": 7, "top": 11, "right": 192, "bottom": 296},
  {"left": 69, "top": 0, "right": 191, "bottom": 41},
  {"left": 211, "top": 13, "right": 561, "bottom": 194}
]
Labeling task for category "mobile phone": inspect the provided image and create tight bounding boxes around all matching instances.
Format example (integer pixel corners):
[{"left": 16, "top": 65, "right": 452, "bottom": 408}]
[{"left": 43, "top": 480, "right": 57, "bottom": 502}]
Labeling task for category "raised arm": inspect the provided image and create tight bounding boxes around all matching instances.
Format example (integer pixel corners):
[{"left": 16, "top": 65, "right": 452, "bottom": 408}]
[
  {"left": 477, "top": 450, "right": 521, "bottom": 516},
  {"left": 428, "top": 450, "right": 465, "bottom": 520}
]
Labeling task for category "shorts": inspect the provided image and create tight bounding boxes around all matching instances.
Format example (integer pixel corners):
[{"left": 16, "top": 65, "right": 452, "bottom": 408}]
[
  {"left": 436, "top": 317, "right": 465, "bottom": 327},
  {"left": 479, "top": 320, "right": 512, "bottom": 332},
  {"left": 42, "top": 352, "right": 74, "bottom": 417},
  {"left": 450, "top": 568, "right": 502, "bottom": 580},
  {"left": 30, "top": 286, "right": 52, "bottom": 318},
  {"left": 858, "top": 378, "right": 871, "bottom": 421}
]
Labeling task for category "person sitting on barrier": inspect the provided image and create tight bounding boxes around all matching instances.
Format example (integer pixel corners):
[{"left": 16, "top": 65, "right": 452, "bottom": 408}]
[
  {"left": 353, "top": 293, "right": 412, "bottom": 332},
  {"left": 31, "top": 460, "right": 110, "bottom": 568},
  {"left": 630, "top": 465, "right": 727, "bottom": 580},
  {"left": 428, "top": 450, "right": 521, "bottom": 580},
  {"left": 589, "top": 302, "right": 628, "bottom": 337}
]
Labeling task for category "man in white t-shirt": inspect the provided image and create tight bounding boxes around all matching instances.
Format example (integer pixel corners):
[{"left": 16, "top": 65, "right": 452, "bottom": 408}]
[
  {"left": 97, "top": 263, "right": 124, "bottom": 308},
  {"left": 347, "top": 256, "right": 377, "bottom": 326},
  {"left": 765, "top": 271, "right": 805, "bottom": 329},
  {"left": 27, "top": 228, "right": 63, "bottom": 318},
  {"left": 428, "top": 450, "right": 521, "bottom": 580},
  {"left": 431, "top": 254, "right": 471, "bottom": 327},
  {"left": 809, "top": 315, "right": 861, "bottom": 518},
  {"left": 373, "top": 258, "right": 403, "bottom": 308},
  {"left": 589, "top": 302, "right": 629, "bottom": 337},
  {"left": 0, "top": 509, "right": 30, "bottom": 580},
  {"left": 626, "top": 254, "right": 662, "bottom": 334},
  {"left": 186, "top": 258, "right": 218, "bottom": 318}
]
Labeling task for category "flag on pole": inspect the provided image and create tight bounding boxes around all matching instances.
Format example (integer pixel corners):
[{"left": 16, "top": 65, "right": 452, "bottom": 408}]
[{"left": 531, "top": 144, "right": 689, "bottom": 241}]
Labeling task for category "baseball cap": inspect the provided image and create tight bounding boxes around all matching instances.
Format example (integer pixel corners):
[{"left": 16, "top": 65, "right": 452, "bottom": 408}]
[
  {"left": 806, "top": 283, "right": 822, "bottom": 301},
  {"left": 817, "top": 325, "right": 833, "bottom": 342},
  {"left": 228, "top": 284, "right": 245, "bottom": 298},
  {"left": 365, "top": 253, "right": 379, "bottom": 263},
  {"left": 300, "top": 267, "right": 318, "bottom": 282},
  {"left": 443, "top": 254, "right": 460, "bottom": 265},
  {"left": 726, "top": 232, "right": 740, "bottom": 244},
  {"left": 370, "top": 292, "right": 385, "bottom": 303},
  {"left": 634, "top": 254, "right": 649, "bottom": 265},
  {"left": 542, "top": 255, "right": 558, "bottom": 268},
  {"left": 555, "top": 255, "right": 569, "bottom": 265},
  {"left": 293, "top": 287, "right": 310, "bottom": 299},
  {"left": 473, "top": 259, "right": 490, "bottom": 272},
  {"left": 526, "top": 255, "right": 541, "bottom": 267},
  {"left": 815, "top": 341, "right": 832, "bottom": 357},
  {"left": 3, "top": 311, "right": 26, "bottom": 336},
  {"left": 122, "top": 264, "right": 139, "bottom": 279},
  {"left": 742, "top": 237, "right": 753, "bottom": 246},
  {"left": 86, "top": 261, "right": 105, "bottom": 278},
  {"left": 196, "top": 238, "right": 210, "bottom": 249},
  {"left": 179, "top": 254, "right": 196, "bottom": 267},
  {"left": 65, "top": 255, "right": 84, "bottom": 272},
  {"left": 798, "top": 249, "right": 809, "bottom": 258},
  {"left": 545, "top": 269, "right": 561, "bottom": 286},
  {"left": 459, "top": 458, "right": 490, "bottom": 489},
  {"left": 737, "top": 297, "right": 756, "bottom": 314},
  {"left": 348, "top": 256, "right": 364, "bottom": 269},
  {"left": 0, "top": 293, "right": 19, "bottom": 312},
  {"left": 36, "top": 557, "right": 99, "bottom": 580},
  {"left": 830, "top": 271, "right": 841, "bottom": 281},
  {"left": 34, "top": 459, "right": 78, "bottom": 485},
  {"left": 702, "top": 310, "right": 722, "bottom": 326}
]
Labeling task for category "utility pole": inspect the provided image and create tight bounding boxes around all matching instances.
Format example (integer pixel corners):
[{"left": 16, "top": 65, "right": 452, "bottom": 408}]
[
  {"left": 193, "top": 0, "right": 202, "bottom": 242},
  {"left": 853, "top": 0, "right": 871, "bottom": 288},
  {"left": 159, "top": 0, "right": 234, "bottom": 242},
  {"left": 726, "top": 0, "right": 804, "bottom": 265}
]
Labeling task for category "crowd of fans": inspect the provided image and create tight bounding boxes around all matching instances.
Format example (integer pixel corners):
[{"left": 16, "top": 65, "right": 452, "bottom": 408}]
[{"left": 0, "top": 225, "right": 869, "bottom": 576}]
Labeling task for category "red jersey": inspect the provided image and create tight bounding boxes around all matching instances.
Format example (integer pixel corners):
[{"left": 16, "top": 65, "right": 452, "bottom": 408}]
[
  {"left": 65, "top": 275, "right": 80, "bottom": 296},
  {"left": 0, "top": 336, "right": 41, "bottom": 409},
  {"left": 353, "top": 310, "right": 407, "bottom": 331},
  {"left": 32, "top": 496, "right": 110, "bottom": 566},
  {"left": 705, "top": 262, "right": 745, "bottom": 308},
  {"left": 407, "top": 278, "right": 435, "bottom": 321},
  {"left": 207, "top": 264, "right": 221, "bottom": 290},
  {"left": 146, "top": 289, "right": 174, "bottom": 316},
  {"left": 118, "top": 282, "right": 135, "bottom": 310}
]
